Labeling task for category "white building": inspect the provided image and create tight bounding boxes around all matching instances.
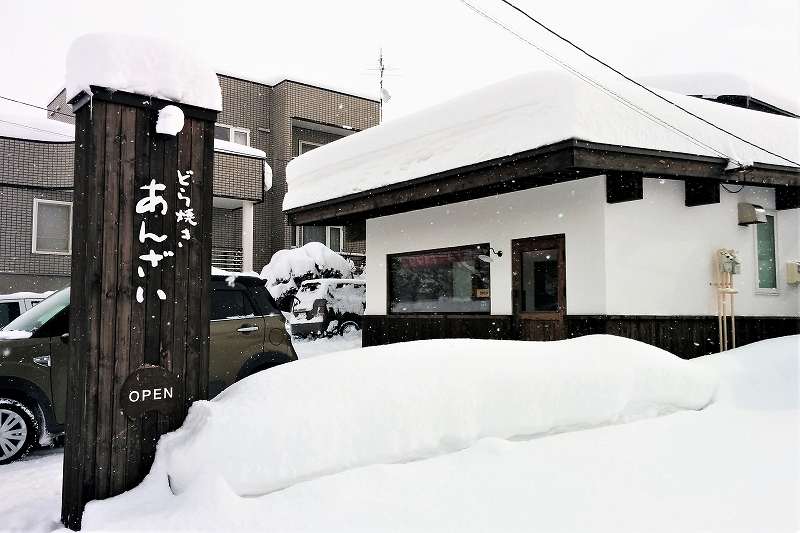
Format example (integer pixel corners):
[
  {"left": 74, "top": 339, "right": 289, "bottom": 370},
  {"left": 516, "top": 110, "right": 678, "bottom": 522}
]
[{"left": 284, "top": 71, "right": 800, "bottom": 357}]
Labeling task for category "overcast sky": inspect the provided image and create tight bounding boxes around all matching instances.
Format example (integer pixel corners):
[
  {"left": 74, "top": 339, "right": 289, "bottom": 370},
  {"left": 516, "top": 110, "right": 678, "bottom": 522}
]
[{"left": 0, "top": 0, "right": 797, "bottom": 122}]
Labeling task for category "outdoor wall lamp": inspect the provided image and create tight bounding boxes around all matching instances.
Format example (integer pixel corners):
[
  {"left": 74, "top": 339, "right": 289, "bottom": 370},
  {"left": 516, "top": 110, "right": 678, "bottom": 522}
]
[{"left": 478, "top": 247, "right": 503, "bottom": 263}]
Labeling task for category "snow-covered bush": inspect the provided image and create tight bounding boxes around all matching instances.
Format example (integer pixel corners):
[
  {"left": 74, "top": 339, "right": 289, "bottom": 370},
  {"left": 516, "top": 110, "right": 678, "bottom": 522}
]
[
  {"left": 121, "top": 335, "right": 715, "bottom": 500},
  {"left": 260, "top": 242, "right": 353, "bottom": 310}
]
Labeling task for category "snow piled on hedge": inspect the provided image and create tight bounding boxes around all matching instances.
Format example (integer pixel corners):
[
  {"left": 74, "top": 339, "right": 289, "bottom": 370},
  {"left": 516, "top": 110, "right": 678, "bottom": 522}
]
[
  {"left": 260, "top": 242, "right": 353, "bottom": 309},
  {"left": 86, "top": 335, "right": 715, "bottom": 509}
]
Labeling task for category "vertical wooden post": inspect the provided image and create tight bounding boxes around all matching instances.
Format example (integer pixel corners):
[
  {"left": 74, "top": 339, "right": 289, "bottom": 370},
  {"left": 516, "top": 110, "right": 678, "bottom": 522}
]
[{"left": 61, "top": 88, "right": 217, "bottom": 530}]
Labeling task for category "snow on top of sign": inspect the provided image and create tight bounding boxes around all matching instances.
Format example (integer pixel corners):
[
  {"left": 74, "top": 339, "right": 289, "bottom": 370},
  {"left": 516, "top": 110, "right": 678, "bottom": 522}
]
[
  {"left": 641, "top": 72, "right": 800, "bottom": 117},
  {"left": 66, "top": 33, "right": 222, "bottom": 111},
  {"left": 0, "top": 113, "right": 74, "bottom": 142},
  {"left": 284, "top": 70, "right": 800, "bottom": 210}
]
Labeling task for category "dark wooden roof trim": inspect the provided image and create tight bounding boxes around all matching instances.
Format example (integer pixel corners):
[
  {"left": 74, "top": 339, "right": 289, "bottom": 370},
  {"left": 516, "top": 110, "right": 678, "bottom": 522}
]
[
  {"left": 285, "top": 138, "right": 800, "bottom": 226},
  {"left": 70, "top": 87, "right": 219, "bottom": 121}
]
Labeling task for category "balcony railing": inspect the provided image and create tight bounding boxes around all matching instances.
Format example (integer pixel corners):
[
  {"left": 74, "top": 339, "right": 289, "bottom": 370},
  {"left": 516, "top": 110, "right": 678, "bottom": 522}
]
[{"left": 211, "top": 248, "right": 243, "bottom": 272}]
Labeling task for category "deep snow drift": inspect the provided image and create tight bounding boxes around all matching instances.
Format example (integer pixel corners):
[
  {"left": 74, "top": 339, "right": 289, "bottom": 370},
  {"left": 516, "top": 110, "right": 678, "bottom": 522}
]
[
  {"left": 77, "top": 335, "right": 799, "bottom": 532},
  {"left": 80, "top": 336, "right": 716, "bottom": 522}
]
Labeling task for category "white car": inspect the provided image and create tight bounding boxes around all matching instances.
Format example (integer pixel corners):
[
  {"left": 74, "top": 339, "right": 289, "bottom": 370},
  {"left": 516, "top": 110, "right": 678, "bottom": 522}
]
[{"left": 0, "top": 291, "right": 54, "bottom": 329}]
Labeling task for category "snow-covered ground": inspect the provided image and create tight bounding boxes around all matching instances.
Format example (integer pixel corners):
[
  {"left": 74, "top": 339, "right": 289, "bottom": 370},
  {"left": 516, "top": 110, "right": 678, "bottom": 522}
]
[
  {"left": 1, "top": 335, "right": 797, "bottom": 532},
  {"left": 0, "top": 333, "right": 356, "bottom": 533},
  {"left": 292, "top": 330, "right": 362, "bottom": 359},
  {"left": 0, "top": 448, "right": 63, "bottom": 533}
]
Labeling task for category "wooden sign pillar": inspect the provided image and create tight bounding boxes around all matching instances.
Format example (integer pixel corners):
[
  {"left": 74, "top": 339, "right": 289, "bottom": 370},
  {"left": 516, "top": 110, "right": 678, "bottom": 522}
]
[{"left": 61, "top": 88, "right": 216, "bottom": 530}]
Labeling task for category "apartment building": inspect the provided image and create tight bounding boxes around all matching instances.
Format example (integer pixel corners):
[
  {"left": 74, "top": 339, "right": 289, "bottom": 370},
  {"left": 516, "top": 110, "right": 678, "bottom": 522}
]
[{"left": 0, "top": 74, "right": 378, "bottom": 292}]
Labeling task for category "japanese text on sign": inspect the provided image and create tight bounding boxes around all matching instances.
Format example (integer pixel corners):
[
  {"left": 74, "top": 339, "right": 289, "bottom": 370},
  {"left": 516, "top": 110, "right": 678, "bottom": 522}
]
[{"left": 134, "top": 170, "right": 194, "bottom": 303}]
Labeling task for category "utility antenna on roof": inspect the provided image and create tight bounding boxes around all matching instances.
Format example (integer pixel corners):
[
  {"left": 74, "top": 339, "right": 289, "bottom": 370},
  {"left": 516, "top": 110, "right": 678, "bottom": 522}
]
[
  {"left": 378, "top": 48, "right": 392, "bottom": 123},
  {"left": 365, "top": 48, "right": 396, "bottom": 123}
]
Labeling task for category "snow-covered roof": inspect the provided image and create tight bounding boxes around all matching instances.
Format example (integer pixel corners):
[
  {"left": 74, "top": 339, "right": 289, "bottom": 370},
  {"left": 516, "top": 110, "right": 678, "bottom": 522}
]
[
  {"left": 216, "top": 70, "right": 378, "bottom": 102},
  {"left": 66, "top": 33, "right": 222, "bottom": 111},
  {"left": 0, "top": 113, "right": 74, "bottom": 142},
  {"left": 213, "top": 139, "right": 266, "bottom": 158},
  {"left": 641, "top": 73, "right": 800, "bottom": 117},
  {"left": 284, "top": 71, "right": 800, "bottom": 211}
]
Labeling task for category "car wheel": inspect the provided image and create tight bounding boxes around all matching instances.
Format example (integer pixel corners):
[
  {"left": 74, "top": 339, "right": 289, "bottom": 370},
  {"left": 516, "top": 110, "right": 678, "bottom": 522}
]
[
  {"left": 339, "top": 321, "right": 360, "bottom": 336},
  {"left": 0, "top": 399, "right": 38, "bottom": 465}
]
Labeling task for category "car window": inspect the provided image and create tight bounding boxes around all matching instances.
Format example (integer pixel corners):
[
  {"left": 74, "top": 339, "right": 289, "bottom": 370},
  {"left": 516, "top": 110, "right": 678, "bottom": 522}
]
[
  {"left": 211, "top": 289, "right": 255, "bottom": 320},
  {"left": 249, "top": 285, "right": 279, "bottom": 316},
  {"left": 4, "top": 288, "right": 70, "bottom": 334},
  {"left": 0, "top": 302, "right": 21, "bottom": 327},
  {"left": 36, "top": 308, "right": 69, "bottom": 338}
]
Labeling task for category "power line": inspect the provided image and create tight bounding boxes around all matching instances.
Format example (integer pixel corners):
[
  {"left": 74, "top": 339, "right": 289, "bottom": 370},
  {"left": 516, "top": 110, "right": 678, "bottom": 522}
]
[
  {"left": 488, "top": 0, "right": 800, "bottom": 168},
  {"left": 0, "top": 94, "right": 75, "bottom": 119},
  {"left": 459, "top": 0, "right": 735, "bottom": 163},
  {"left": 0, "top": 118, "right": 74, "bottom": 139}
]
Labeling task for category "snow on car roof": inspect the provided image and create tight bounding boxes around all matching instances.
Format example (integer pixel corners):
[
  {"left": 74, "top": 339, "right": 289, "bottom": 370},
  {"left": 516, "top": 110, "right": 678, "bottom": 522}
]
[
  {"left": 0, "top": 290, "right": 55, "bottom": 301},
  {"left": 66, "top": 33, "right": 222, "bottom": 111},
  {"left": 284, "top": 70, "right": 799, "bottom": 210}
]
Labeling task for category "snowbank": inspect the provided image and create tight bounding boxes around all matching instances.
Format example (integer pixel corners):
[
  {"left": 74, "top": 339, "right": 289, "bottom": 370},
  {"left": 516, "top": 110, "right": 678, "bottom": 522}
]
[
  {"left": 695, "top": 334, "right": 799, "bottom": 410},
  {"left": 260, "top": 242, "right": 353, "bottom": 310},
  {"left": 78, "top": 336, "right": 798, "bottom": 532},
  {"left": 66, "top": 33, "right": 222, "bottom": 111},
  {"left": 284, "top": 70, "right": 799, "bottom": 210},
  {"left": 129, "top": 335, "right": 715, "bottom": 499}
]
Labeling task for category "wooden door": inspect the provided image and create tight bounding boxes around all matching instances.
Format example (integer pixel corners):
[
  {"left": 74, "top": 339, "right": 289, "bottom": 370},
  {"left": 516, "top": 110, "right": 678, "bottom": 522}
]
[{"left": 512, "top": 234, "right": 566, "bottom": 341}]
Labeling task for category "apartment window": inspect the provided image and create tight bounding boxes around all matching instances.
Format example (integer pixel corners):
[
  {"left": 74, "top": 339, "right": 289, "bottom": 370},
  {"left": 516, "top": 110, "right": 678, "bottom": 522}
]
[
  {"left": 388, "top": 244, "right": 491, "bottom": 314},
  {"left": 298, "top": 140, "right": 322, "bottom": 155},
  {"left": 214, "top": 124, "right": 250, "bottom": 146},
  {"left": 296, "top": 225, "right": 344, "bottom": 252},
  {"left": 32, "top": 199, "right": 72, "bottom": 255},
  {"left": 754, "top": 212, "right": 778, "bottom": 292}
]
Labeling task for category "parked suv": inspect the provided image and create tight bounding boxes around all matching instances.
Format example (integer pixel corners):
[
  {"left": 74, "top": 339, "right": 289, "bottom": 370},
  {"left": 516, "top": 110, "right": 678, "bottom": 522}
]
[
  {"left": 0, "top": 291, "right": 53, "bottom": 329},
  {"left": 0, "top": 273, "right": 296, "bottom": 464},
  {"left": 289, "top": 279, "right": 366, "bottom": 338}
]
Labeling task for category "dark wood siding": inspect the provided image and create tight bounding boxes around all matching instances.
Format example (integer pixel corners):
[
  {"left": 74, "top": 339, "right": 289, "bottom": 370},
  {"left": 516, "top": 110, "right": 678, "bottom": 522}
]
[
  {"left": 62, "top": 92, "right": 215, "bottom": 529},
  {"left": 363, "top": 314, "right": 799, "bottom": 359}
]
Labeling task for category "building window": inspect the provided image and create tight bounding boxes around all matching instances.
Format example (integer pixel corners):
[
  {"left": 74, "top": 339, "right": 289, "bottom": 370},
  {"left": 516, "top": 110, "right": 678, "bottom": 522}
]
[
  {"left": 296, "top": 225, "right": 344, "bottom": 253},
  {"left": 32, "top": 199, "right": 72, "bottom": 255},
  {"left": 214, "top": 123, "right": 250, "bottom": 146},
  {"left": 388, "top": 244, "right": 491, "bottom": 314},
  {"left": 298, "top": 140, "right": 322, "bottom": 155},
  {"left": 754, "top": 212, "right": 778, "bottom": 292}
]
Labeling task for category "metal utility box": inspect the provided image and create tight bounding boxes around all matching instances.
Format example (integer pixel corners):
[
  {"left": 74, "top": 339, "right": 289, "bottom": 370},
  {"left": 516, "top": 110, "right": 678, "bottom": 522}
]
[
  {"left": 787, "top": 261, "right": 800, "bottom": 285},
  {"left": 737, "top": 203, "right": 768, "bottom": 226}
]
